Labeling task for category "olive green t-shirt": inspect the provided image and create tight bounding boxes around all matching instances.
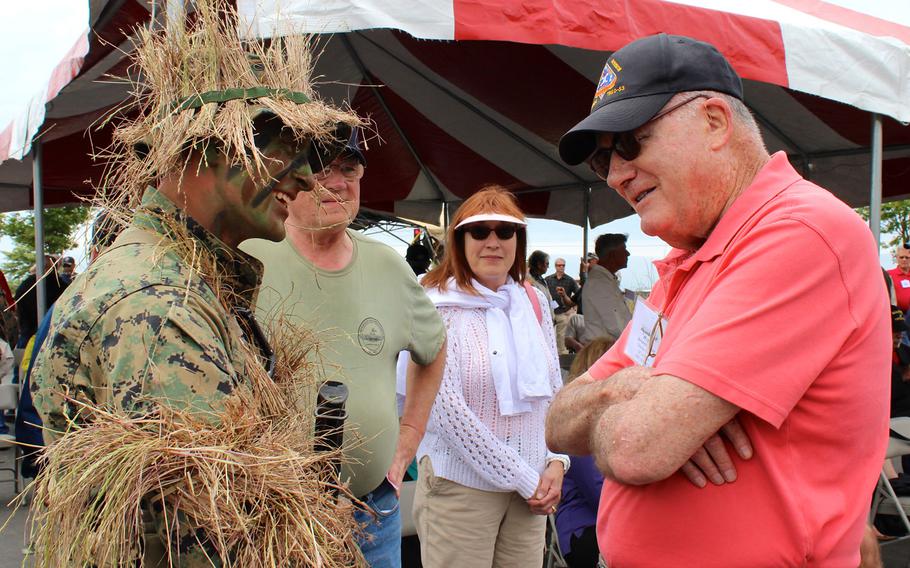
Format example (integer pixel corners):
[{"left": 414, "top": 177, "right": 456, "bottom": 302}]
[{"left": 242, "top": 231, "right": 445, "bottom": 497}]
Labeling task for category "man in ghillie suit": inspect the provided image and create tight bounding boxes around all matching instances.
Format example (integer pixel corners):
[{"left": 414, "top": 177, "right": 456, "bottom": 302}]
[{"left": 31, "top": 2, "right": 363, "bottom": 565}]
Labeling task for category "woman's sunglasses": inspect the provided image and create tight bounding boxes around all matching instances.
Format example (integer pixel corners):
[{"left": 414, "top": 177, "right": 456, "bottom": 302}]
[{"left": 460, "top": 223, "right": 521, "bottom": 241}]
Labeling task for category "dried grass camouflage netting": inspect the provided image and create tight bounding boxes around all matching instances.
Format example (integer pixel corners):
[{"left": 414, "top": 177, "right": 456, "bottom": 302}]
[
  {"left": 26, "top": 318, "right": 365, "bottom": 567},
  {"left": 94, "top": 0, "right": 364, "bottom": 216}
]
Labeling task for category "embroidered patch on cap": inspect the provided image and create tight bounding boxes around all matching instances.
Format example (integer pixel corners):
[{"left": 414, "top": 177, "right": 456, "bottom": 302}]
[{"left": 591, "top": 58, "right": 623, "bottom": 110}]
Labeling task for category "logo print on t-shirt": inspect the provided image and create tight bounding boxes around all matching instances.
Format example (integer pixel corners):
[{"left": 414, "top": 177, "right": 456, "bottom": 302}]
[{"left": 358, "top": 317, "right": 385, "bottom": 356}]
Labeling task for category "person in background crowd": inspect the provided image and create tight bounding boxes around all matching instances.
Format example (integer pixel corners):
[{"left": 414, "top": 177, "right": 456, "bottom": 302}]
[
  {"left": 0, "top": 269, "right": 17, "bottom": 350},
  {"left": 59, "top": 256, "right": 77, "bottom": 284},
  {"left": 889, "top": 243, "right": 910, "bottom": 312},
  {"left": 0, "top": 269, "right": 12, "bottom": 308},
  {"left": 546, "top": 258, "right": 580, "bottom": 354},
  {"left": 414, "top": 185, "right": 568, "bottom": 568},
  {"left": 549, "top": 32, "right": 888, "bottom": 566},
  {"left": 13, "top": 255, "right": 69, "bottom": 347},
  {"left": 578, "top": 252, "right": 598, "bottom": 287},
  {"left": 890, "top": 306, "right": 910, "bottom": 418},
  {"left": 564, "top": 313, "right": 587, "bottom": 354},
  {"left": 0, "top": 325, "right": 14, "bottom": 443},
  {"left": 528, "top": 250, "right": 555, "bottom": 313},
  {"left": 581, "top": 234, "right": 631, "bottom": 343},
  {"left": 406, "top": 241, "right": 433, "bottom": 276},
  {"left": 555, "top": 337, "right": 615, "bottom": 568},
  {"left": 244, "top": 130, "right": 447, "bottom": 568}
]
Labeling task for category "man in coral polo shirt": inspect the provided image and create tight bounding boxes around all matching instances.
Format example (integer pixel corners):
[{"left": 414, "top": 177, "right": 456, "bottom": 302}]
[
  {"left": 888, "top": 244, "right": 910, "bottom": 312},
  {"left": 547, "top": 34, "right": 890, "bottom": 567}
]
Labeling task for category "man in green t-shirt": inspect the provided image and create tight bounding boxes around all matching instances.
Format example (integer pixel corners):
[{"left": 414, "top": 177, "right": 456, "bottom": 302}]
[{"left": 242, "top": 133, "right": 446, "bottom": 567}]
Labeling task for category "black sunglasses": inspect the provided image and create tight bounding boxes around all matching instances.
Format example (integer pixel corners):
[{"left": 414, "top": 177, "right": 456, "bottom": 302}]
[
  {"left": 461, "top": 224, "right": 521, "bottom": 241},
  {"left": 588, "top": 94, "right": 709, "bottom": 181}
]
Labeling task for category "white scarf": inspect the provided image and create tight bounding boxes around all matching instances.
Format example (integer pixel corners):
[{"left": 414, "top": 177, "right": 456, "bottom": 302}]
[{"left": 426, "top": 277, "right": 553, "bottom": 416}]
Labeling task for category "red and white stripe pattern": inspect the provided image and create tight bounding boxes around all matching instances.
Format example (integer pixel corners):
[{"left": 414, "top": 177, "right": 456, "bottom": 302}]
[{"left": 0, "top": 2, "right": 91, "bottom": 162}]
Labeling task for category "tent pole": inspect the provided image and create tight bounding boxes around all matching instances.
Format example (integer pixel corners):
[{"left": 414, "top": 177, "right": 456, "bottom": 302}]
[
  {"left": 870, "top": 113, "right": 883, "bottom": 249},
  {"left": 582, "top": 187, "right": 591, "bottom": 259},
  {"left": 33, "top": 142, "right": 46, "bottom": 324}
]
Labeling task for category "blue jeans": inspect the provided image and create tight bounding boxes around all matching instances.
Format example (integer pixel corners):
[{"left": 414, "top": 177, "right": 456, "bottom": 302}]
[{"left": 354, "top": 479, "right": 401, "bottom": 568}]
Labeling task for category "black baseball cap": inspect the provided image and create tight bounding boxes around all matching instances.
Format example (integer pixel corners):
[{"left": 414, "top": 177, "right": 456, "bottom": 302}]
[
  {"left": 307, "top": 124, "right": 367, "bottom": 175},
  {"left": 558, "top": 33, "right": 744, "bottom": 165},
  {"left": 342, "top": 127, "right": 367, "bottom": 166}
]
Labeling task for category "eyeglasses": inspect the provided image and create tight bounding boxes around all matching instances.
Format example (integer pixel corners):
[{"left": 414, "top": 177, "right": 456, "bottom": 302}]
[
  {"left": 461, "top": 224, "right": 520, "bottom": 241},
  {"left": 316, "top": 159, "right": 365, "bottom": 182},
  {"left": 588, "top": 94, "right": 709, "bottom": 181},
  {"left": 645, "top": 313, "right": 664, "bottom": 365}
]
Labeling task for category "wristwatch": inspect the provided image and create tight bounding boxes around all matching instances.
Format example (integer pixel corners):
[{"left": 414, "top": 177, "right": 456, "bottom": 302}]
[{"left": 547, "top": 455, "right": 571, "bottom": 473}]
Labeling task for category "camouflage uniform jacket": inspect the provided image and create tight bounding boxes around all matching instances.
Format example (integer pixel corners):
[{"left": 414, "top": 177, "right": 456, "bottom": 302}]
[{"left": 31, "top": 188, "right": 264, "bottom": 566}]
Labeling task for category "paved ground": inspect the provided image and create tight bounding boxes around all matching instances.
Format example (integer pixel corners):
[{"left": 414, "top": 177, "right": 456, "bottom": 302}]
[{"left": 884, "top": 537, "right": 910, "bottom": 568}]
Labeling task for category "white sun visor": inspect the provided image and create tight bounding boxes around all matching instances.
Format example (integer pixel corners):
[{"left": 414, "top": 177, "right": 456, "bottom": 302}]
[{"left": 455, "top": 213, "right": 527, "bottom": 230}]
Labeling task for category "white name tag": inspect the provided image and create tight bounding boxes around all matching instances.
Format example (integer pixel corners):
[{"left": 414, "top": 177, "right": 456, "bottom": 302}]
[
  {"left": 901, "top": 279, "right": 910, "bottom": 289},
  {"left": 624, "top": 296, "right": 668, "bottom": 368}
]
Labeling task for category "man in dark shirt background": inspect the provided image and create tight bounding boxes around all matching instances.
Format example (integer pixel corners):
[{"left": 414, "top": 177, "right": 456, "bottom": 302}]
[
  {"left": 891, "top": 306, "right": 910, "bottom": 418},
  {"left": 546, "top": 258, "right": 580, "bottom": 354},
  {"left": 13, "top": 257, "right": 69, "bottom": 347}
]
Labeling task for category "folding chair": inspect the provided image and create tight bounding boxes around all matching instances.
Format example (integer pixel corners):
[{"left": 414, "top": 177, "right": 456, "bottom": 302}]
[
  {"left": 870, "top": 416, "right": 910, "bottom": 533},
  {"left": 544, "top": 514, "right": 568, "bottom": 568},
  {"left": 0, "top": 382, "right": 20, "bottom": 494}
]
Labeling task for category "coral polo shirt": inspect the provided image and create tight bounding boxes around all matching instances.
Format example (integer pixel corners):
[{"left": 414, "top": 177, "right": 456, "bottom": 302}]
[
  {"left": 887, "top": 267, "right": 910, "bottom": 312},
  {"left": 588, "top": 153, "right": 890, "bottom": 567}
]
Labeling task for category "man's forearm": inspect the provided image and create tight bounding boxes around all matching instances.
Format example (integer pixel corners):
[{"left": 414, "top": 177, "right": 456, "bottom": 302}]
[
  {"left": 399, "top": 339, "right": 446, "bottom": 433},
  {"left": 546, "top": 367, "right": 649, "bottom": 455},
  {"left": 388, "top": 340, "right": 446, "bottom": 485},
  {"left": 589, "top": 373, "right": 740, "bottom": 485}
]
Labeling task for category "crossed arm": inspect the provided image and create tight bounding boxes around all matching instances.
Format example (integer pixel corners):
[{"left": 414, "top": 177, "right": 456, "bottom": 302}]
[{"left": 545, "top": 366, "right": 753, "bottom": 486}]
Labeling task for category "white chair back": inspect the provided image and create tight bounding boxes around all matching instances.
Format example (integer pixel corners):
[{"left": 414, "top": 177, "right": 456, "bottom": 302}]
[{"left": 0, "top": 383, "right": 18, "bottom": 411}]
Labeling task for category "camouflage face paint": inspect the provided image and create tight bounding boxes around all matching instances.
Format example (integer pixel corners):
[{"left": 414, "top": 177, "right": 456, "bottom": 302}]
[{"left": 251, "top": 151, "right": 312, "bottom": 207}]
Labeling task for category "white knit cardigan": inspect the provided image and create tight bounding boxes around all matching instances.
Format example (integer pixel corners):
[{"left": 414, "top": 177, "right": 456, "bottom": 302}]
[{"left": 417, "top": 287, "right": 568, "bottom": 499}]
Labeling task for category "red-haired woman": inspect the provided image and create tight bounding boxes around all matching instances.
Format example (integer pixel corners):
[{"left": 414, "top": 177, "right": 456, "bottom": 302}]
[{"left": 412, "top": 185, "right": 568, "bottom": 567}]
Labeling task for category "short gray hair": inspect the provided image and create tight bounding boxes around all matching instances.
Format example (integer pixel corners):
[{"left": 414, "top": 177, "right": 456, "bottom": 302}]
[{"left": 671, "top": 90, "right": 761, "bottom": 139}]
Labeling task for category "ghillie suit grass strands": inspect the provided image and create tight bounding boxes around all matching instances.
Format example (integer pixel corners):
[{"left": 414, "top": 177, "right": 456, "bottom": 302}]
[
  {"left": 94, "top": 0, "right": 363, "bottom": 215},
  {"left": 29, "top": 322, "right": 365, "bottom": 567}
]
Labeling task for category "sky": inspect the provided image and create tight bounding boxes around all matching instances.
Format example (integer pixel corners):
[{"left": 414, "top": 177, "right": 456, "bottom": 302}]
[{"left": 0, "top": 2, "right": 88, "bottom": 156}]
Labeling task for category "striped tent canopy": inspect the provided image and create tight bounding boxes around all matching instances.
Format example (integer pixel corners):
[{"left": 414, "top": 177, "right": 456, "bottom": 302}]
[{"left": 1, "top": 0, "right": 908, "bottom": 228}]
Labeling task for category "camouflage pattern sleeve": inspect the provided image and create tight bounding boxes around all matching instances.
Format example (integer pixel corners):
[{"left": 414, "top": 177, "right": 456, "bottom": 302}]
[
  {"left": 33, "top": 284, "right": 243, "bottom": 437},
  {"left": 89, "top": 285, "right": 242, "bottom": 416},
  {"left": 31, "top": 283, "right": 247, "bottom": 567}
]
